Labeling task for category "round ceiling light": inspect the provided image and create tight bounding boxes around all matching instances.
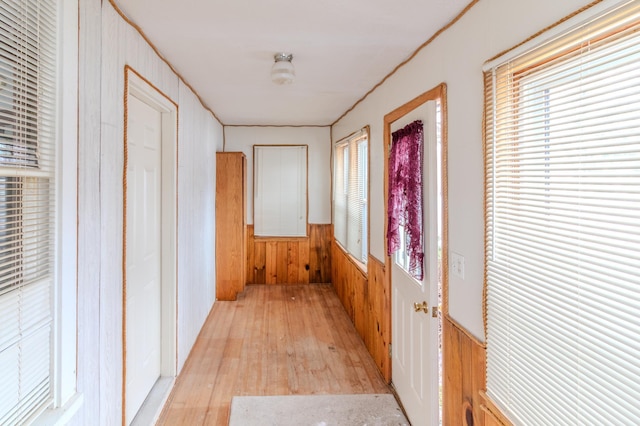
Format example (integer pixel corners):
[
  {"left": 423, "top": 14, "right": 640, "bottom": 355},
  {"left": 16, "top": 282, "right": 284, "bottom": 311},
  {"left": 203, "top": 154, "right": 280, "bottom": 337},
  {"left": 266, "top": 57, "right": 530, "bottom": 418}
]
[{"left": 271, "top": 53, "right": 295, "bottom": 85}]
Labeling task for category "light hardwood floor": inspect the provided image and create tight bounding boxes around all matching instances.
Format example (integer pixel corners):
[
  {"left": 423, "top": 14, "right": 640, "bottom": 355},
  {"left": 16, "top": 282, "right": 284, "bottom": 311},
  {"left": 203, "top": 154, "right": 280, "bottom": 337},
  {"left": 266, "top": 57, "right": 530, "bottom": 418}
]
[{"left": 157, "top": 284, "right": 391, "bottom": 425}]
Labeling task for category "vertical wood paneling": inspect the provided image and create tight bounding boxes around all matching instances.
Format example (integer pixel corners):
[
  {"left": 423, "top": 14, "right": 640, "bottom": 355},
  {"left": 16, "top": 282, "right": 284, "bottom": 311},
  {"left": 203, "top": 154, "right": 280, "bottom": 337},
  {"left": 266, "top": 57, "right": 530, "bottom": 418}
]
[
  {"left": 309, "top": 224, "right": 332, "bottom": 282},
  {"left": 177, "top": 82, "right": 221, "bottom": 368},
  {"left": 330, "top": 242, "right": 391, "bottom": 382},
  {"left": 75, "top": 1, "right": 223, "bottom": 422},
  {"left": 76, "top": 0, "right": 102, "bottom": 423},
  {"left": 276, "top": 243, "right": 288, "bottom": 283},
  {"left": 367, "top": 257, "right": 391, "bottom": 381},
  {"left": 99, "top": 122, "right": 124, "bottom": 419},
  {"left": 443, "top": 316, "right": 486, "bottom": 426},
  {"left": 298, "top": 239, "right": 310, "bottom": 284},
  {"left": 286, "top": 242, "right": 299, "bottom": 283},
  {"left": 245, "top": 224, "right": 331, "bottom": 284},
  {"left": 266, "top": 241, "right": 278, "bottom": 284}
]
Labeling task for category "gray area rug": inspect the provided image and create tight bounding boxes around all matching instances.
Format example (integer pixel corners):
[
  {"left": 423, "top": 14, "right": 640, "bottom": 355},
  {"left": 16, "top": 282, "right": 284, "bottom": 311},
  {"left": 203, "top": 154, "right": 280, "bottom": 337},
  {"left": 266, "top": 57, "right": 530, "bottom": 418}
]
[{"left": 229, "top": 394, "right": 410, "bottom": 426}]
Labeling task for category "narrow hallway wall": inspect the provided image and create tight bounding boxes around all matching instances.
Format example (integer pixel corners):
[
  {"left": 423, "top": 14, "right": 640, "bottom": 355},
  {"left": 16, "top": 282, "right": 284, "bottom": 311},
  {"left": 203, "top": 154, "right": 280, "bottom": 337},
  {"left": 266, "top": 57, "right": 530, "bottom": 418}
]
[{"left": 75, "top": 1, "right": 223, "bottom": 423}]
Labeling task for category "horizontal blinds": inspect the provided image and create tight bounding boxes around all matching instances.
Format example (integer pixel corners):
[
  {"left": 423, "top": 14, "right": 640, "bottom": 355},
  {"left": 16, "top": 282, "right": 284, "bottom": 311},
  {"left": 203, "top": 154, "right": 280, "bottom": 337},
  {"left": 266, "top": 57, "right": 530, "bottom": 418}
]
[
  {"left": 0, "top": 0, "right": 56, "bottom": 424},
  {"left": 333, "top": 129, "right": 368, "bottom": 263},
  {"left": 333, "top": 144, "right": 347, "bottom": 246},
  {"left": 485, "top": 2, "right": 640, "bottom": 425},
  {"left": 254, "top": 145, "right": 307, "bottom": 237}
]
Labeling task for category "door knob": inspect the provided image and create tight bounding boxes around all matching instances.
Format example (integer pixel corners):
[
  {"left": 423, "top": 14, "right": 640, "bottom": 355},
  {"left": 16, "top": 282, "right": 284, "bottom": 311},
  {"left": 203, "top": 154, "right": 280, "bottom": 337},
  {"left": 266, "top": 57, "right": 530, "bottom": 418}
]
[{"left": 413, "top": 301, "right": 428, "bottom": 314}]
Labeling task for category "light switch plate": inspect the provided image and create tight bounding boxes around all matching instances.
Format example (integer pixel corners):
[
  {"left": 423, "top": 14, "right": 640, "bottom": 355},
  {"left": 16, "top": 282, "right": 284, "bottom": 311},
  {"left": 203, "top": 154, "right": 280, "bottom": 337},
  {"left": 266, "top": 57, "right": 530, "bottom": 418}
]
[{"left": 450, "top": 251, "right": 465, "bottom": 279}]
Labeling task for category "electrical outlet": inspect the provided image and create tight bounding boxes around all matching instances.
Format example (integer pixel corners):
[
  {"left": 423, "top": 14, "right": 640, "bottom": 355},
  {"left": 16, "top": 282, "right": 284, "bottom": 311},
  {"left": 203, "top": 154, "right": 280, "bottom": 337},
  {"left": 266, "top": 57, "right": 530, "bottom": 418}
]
[{"left": 450, "top": 251, "right": 465, "bottom": 279}]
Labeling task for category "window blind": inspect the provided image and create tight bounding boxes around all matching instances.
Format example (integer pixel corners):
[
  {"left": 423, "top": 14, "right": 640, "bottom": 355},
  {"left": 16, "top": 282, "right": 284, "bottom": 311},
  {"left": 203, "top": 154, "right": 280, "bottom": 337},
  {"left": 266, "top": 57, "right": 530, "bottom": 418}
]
[
  {"left": 254, "top": 145, "right": 307, "bottom": 237},
  {"left": 333, "top": 129, "right": 368, "bottom": 263},
  {"left": 0, "top": 0, "right": 57, "bottom": 424},
  {"left": 484, "top": 1, "right": 640, "bottom": 424}
]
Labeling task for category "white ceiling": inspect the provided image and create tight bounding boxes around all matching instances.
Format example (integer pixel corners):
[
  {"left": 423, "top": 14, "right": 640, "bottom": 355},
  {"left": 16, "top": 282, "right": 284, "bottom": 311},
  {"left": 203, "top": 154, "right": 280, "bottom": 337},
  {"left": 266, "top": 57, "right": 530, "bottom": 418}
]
[{"left": 114, "top": 0, "right": 471, "bottom": 126}]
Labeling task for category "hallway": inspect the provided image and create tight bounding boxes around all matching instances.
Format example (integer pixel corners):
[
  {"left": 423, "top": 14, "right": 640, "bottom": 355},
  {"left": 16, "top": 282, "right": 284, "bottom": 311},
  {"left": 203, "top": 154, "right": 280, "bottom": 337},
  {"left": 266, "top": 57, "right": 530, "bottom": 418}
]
[{"left": 157, "top": 284, "right": 391, "bottom": 425}]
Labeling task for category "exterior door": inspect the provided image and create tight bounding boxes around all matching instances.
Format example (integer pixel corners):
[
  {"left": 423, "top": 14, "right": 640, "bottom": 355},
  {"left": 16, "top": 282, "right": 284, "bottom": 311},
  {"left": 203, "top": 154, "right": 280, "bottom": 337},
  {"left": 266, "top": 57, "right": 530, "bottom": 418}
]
[
  {"left": 392, "top": 101, "right": 440, "bottom": 425},
  {"left": 125, "top": 95, "right": 163, "bottom": 423}
]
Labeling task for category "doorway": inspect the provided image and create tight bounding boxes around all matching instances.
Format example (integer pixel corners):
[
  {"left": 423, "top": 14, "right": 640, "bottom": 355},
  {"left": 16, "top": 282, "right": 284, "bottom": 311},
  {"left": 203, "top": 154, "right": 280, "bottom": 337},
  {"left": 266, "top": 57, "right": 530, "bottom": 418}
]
[
  {"left": 123, "top": 67, "right": 178, "bottom": 425},
  {"left": 385, "top": 85, "right": 447, "bottom": 425}
]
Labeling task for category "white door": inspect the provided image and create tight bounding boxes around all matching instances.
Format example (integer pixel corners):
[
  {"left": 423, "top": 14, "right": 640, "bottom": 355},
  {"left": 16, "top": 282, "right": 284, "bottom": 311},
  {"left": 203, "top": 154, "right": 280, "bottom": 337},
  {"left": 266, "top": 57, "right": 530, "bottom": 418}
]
[
  {"left": 392, "top": 101, "right": 440, "bottom": 425},
  {"left": 125, "top": 95, "right": 163, "bottom": 423}
]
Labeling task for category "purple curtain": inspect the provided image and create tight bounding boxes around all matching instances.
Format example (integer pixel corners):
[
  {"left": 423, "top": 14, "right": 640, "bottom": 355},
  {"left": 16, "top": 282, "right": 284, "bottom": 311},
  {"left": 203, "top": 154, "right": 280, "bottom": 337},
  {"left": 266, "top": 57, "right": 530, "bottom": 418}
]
[{"left": 387, "top": 120, "right": 424, "bottom": 280}]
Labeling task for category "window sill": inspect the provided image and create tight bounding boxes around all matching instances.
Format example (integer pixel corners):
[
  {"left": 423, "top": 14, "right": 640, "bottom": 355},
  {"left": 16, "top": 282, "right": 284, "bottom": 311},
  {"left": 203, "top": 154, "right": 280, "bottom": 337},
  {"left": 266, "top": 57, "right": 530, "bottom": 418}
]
[
  {"left": 334, "top": 241, "right": 368, "bottom": 276},
  {"left": 37, "top": 393, "right": 84, "bottom": 426},
  {"left": 478, "top": 391, "right": 514, "bottom": 426}
]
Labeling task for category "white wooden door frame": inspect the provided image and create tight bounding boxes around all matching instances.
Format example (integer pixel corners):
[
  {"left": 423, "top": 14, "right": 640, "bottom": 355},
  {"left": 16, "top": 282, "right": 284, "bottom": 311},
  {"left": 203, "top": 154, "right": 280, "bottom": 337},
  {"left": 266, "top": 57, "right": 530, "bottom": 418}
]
[{"left": 123, "top": 67, "right": 178, "bottom": 424}]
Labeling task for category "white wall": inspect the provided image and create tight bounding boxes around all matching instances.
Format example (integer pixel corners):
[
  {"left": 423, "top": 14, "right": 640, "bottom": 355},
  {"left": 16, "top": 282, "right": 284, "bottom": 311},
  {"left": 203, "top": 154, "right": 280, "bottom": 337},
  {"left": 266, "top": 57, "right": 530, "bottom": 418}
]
[
  {"left": 332, "top": 0, "right": 596, "bottom": 340},
  {"left": 224, "top": 126, "right": 332, "bottom": 225},
  {"left": 75, "top": 1, "right": 223, "bottom": 423}
]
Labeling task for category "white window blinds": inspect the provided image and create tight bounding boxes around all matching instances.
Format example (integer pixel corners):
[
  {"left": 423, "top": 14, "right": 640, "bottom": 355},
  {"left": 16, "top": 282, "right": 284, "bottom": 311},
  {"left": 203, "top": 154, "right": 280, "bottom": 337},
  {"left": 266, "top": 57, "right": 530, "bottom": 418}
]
[
  {"left": 0, "top": 0, "right": 57, "bottom": 424},
  {"left": 254, "top": 145, "right": 307, "bottom": 237},
  {"left": 484, "top": 2, "right": 640, "bottom": 424},
  {"left": 333, "top": 129, "right": 368, "bottom": 264}
]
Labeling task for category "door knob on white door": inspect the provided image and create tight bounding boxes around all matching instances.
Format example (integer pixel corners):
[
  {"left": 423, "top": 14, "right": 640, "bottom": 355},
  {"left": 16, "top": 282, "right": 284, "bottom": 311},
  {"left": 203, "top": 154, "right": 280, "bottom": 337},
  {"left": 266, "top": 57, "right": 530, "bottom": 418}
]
[{"left": 413, "top": 301, "right": 428, "bottom": 313}]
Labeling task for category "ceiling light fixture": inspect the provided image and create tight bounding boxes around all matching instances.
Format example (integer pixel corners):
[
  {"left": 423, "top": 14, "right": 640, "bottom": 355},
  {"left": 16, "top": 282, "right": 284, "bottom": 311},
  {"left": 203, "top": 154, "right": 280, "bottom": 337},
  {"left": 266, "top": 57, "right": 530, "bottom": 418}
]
[{"left": 271, "top": 53, "right": 295, "bottom": 85}]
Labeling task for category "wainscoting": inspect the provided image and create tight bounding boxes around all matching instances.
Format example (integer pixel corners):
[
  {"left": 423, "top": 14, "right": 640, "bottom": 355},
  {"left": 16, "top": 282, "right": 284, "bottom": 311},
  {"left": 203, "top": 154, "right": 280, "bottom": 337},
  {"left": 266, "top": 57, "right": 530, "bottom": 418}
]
[
  {"left": 443, "top": 316, "right": 487, "bottom": 426},
  {"left": 245, "top": 224, "right": 332, "bottom": 284},
  {"left": 332, "top": 239, "right": 487, "bottom": 425},
  {"left": 331, "top": 241, "right": 391, "bottom": 382}
]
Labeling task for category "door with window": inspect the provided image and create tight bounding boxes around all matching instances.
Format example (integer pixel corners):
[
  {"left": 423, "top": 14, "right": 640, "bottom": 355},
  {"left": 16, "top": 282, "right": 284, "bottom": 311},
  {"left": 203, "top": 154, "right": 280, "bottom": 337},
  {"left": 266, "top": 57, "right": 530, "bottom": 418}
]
[{"left": 389, "top": 100, "right": 441, "bottom": 425}]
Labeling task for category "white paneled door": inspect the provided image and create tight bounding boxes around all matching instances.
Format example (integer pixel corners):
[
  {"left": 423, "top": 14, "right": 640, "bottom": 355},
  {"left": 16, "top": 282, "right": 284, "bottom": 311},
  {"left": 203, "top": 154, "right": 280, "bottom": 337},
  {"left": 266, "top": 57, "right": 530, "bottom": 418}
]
[
  {"left": 125, "top": 95, "right": 163, "bottom": 424},
  {"left": 392, "top": 101, "right": 440, "bottom": 425}
]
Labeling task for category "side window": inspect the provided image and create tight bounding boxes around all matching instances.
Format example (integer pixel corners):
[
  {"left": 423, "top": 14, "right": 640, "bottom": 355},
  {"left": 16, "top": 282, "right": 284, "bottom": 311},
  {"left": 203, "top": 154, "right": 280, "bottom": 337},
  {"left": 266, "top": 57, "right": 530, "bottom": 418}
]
[
  {"left": 333, "top": 128, "right": 368, "bottom": 265},
  {"left": 484, "top": 3, "right": 640, "bottom": 424},
  {"left": 0, "top": 1, "right": 58, "bottom": 424}
]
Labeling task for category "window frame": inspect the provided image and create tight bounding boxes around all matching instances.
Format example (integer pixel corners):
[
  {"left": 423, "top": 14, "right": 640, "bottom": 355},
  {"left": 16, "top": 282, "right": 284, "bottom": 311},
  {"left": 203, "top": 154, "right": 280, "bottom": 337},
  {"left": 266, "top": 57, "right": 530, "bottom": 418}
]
[
  {"left": 0, "top": 0, "right": 79, "bottom": 423},
  {"left": 483, "top": 1, "right": 640, "bottom": 424},
  {"left": 253, "top": 144, "right": 308, "bottom": 238},
  {"left": 332, "top": 127, "right": 369, "bottom": 269}
]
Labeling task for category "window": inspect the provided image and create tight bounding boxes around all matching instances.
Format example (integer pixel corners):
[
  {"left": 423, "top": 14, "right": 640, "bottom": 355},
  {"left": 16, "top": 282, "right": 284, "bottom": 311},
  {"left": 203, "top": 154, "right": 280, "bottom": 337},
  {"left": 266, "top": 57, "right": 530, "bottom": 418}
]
[
  {"left": 388, "top": 120, "right": 424, "bottom": 280},
  {"left": 333, "top": 128, "right": 368, "bottom": 264},
  {"left": 254, "top": 145, "right": 307, "bottom": 237},
  {"left": 484, "top": 2, "right": 640, "bottom": 424},
  {"left": 0, "top": 1, "right": 58, "bottom": 424}
]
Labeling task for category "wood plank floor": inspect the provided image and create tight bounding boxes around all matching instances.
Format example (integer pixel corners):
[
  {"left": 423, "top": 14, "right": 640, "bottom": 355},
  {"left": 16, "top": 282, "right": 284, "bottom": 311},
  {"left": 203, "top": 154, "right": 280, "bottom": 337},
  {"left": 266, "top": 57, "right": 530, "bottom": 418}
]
[{"left": 157, "top": 284, "right": 391, "bottom": 425}]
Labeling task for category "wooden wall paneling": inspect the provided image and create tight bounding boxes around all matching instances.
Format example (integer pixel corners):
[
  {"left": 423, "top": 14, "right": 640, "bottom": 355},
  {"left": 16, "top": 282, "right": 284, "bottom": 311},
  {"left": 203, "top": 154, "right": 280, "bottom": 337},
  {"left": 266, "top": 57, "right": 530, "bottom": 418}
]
[
  {"left": 245, "top": 225, "right": 255, "bottom": 283},
  {"left": 367, "top": 256, "right": 391, "bottom": 382},
  {"left": 77, "top": 0, "right": 103, "bottom": 423},
  {"left": 276, "top": 242, "right": 288, "bottom": 283},
  {"left": 101, "top": 5, "right": 129, "bottom": 417},
  {"left": 481, "top": 405, "right": 508, "bottom": 426},
  {"left": 286, "top": 241, "right": 299, "bottom": 284},
  {"left": 246, "top": 224, "right": 330, "bottom": 285},
  {"left": 330, "top": 242, "right": 392, "bottom": 382},
  {"left": 177, "top": 84, "right": 221, "bottom": 366},
  {"left": 443, "top": 316, "right": 486, "bottom": 426},
  {"left": 479, "top": 391, "right": 514, "bottom": 426},
  {"left": 254, "top": 239, "right": 267, "bottom": 284},
  {"left": 74, "top": 0, "right": 222, "bottom": 421},
  {"left": 99, "top": 123, "right": 124, "bottom": 419},
  {"left": 266, "top": 241, "right": 278, "bottom": 284},
  {"left": 309, "top": 224, "right": 332, "bottom": 283},
  {"left": 352, "top": 265, "right": 368, "bottom": 339},
  {"left": 298, "top": 238, "right": 310, "bottom": 284}
]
